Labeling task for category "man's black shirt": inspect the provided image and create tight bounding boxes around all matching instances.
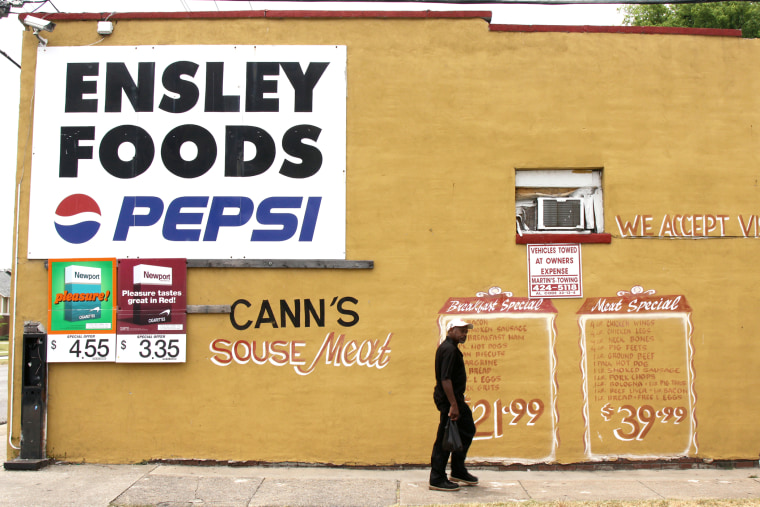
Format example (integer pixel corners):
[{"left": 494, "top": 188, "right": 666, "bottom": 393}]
[{"left": 433, "top": 336, "right": 467, "bottom": 409}]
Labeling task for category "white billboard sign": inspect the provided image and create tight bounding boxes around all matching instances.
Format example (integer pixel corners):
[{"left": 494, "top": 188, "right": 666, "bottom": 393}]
[
  {"left": 27, "top": 45, "right": 346, "bottom": 259},
  {"left": 527, "top": 244, "right": 583, "bottom": 298}
]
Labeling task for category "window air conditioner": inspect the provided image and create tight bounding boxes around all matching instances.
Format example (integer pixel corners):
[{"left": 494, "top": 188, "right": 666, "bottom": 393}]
[{"left": 537, "top": 197, "right": 585, "bottom": 230}]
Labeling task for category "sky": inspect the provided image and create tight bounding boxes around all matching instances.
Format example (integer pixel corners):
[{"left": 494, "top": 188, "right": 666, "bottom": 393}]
[{"left": 0, "top": 0, "right": 625, "bottom": 269}]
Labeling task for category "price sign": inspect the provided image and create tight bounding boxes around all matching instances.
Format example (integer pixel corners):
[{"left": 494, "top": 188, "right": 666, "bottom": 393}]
[
  {"left": 48, "top": 334, "right": 116, "bottom": 362},
  {"left": 117, "top": 335, "right": 185, "bottom": 363},
  {"left": 116, "top": 258, "right": 187, "bottom": 363},
  {"left": 47, "top": 258, "right": 117, "bottom": 363}
]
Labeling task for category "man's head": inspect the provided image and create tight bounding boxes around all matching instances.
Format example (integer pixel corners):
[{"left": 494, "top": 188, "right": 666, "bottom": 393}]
[{"left": 446, "top": 318, "right": 473, "bottom": 344}]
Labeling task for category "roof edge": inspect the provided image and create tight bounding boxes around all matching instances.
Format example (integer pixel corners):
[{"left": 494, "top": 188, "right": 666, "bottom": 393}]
[
  {"left": 19, "top": 11, "right": 743, "bottom": 37},
  {"left": 19, "top": 10, "right": 492, "bottom": 21},
  {"left": 490, "top": 24, "right": 742, "bottom": 37}
]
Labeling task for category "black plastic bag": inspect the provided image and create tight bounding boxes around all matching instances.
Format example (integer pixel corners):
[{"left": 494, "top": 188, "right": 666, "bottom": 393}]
[{"left": 442, "top": 418, "right": 463, "bottom": 453}]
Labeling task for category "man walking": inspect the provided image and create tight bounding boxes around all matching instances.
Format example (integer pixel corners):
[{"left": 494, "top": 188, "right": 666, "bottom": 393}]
[{"left": 429, "top": 318, "right": 479, "bottom": 491}]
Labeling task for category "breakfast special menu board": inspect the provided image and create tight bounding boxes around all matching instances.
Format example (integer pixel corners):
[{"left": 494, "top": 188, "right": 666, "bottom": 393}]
[{"left": 438, "top": 292, "right": 558, "bottom": 463}]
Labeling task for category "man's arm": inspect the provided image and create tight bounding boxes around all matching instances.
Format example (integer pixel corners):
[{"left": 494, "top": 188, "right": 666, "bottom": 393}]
[{"left": 442, "top": 379, "right": 459, "bottom": 420}]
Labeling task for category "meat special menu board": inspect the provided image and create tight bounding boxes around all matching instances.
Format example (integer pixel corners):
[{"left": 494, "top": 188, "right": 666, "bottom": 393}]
[
  {"left": 438, "top": 294, "right": 558, "bottom": 463},
  {"left": 577, "top": 290, "right": 697, "bottom": 459}
]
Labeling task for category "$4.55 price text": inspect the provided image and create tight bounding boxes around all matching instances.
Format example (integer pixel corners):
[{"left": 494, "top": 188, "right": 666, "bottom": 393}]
[{"left": 48, "top": 335, "right": 116, "bottom": 362}]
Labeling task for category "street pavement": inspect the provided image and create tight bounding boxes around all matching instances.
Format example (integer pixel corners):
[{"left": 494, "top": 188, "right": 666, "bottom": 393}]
[
  {"left": 3, "top": 364, "right": 760, "bottom": 506},
  {"left": 2, "top": 416, "right": 760, "bottom": 507}
]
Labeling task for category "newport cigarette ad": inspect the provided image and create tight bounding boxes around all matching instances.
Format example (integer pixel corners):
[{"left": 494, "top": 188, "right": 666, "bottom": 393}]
[
  {"left": 47, "top": 258, "right": 117, "bottom": 362},
  {"left": 116, "top": 258, "right": 187, "bottom": 362}
]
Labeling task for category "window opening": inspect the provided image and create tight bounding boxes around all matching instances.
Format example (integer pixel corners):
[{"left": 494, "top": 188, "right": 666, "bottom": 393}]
[{"left": 515, "top": 169, "right": 604, "bottom": 236}]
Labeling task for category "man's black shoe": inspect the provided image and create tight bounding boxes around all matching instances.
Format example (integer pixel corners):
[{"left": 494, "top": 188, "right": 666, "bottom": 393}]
[
  {"left": 429, "top": 480, "right": 461, "bottom": 491},
  {"left": 451, "top": 471, "right": 479, "bottom": 486}
]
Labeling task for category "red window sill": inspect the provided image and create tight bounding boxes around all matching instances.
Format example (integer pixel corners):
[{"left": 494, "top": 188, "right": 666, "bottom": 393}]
[{"left": 516, "top": 233, "right": 612, "bottom": 245}]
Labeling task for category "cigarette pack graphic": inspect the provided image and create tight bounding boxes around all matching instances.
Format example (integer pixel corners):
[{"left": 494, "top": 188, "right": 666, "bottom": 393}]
[
  {"left": 133, "top": 264, "right": 173, "bottom": 325},
  {"left": 63, "top": 265, "right": 102, "bottom": 321}
]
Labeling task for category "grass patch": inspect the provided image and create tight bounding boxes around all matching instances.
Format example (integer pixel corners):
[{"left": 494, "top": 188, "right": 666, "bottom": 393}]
[{"left": 417, "top": 501, "right": 760, "bottom": 507}]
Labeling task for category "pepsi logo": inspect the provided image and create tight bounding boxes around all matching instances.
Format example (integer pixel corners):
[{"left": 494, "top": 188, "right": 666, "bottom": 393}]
[{"left": 54, "top": 194, "right": 102, "bottom": 244}]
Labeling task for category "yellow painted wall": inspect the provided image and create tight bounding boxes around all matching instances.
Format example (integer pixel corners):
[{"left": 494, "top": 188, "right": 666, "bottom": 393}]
[{"left": 7, "top": 13, "right": 760, "bottom": 464}]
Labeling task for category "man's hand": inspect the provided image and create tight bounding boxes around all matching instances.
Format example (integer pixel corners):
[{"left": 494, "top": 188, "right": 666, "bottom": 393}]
[
  {"left": 442, "top": 379, "right": 459, "bottom": 420},
  {"left": 448, "top": 402, "right": 459, "bottom": 421}
]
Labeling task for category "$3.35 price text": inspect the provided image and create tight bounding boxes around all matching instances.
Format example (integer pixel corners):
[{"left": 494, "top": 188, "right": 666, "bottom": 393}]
[{"left": 120, "top": 337, "right": 182, "bottom": 361}]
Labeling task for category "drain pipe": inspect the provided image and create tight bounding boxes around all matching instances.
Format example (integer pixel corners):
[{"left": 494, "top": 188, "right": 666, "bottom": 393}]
[{"left": 8, "top": 183, "right": 21, "bottom": 450}]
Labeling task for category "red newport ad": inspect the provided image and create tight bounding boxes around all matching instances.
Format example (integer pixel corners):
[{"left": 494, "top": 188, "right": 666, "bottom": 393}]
[{"left": 116, "top": 258, "right": 187, "bottom": 363}]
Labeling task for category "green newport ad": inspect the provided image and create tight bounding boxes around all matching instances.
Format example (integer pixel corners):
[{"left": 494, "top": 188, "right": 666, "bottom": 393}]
[{"left": 49, "top": 258, "right": 116, "bottom": 333}]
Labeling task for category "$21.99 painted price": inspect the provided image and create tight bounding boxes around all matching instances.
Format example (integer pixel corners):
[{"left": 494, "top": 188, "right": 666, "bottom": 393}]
[{"left": 472, "top": 398, "right": 545, "bottom": 439}]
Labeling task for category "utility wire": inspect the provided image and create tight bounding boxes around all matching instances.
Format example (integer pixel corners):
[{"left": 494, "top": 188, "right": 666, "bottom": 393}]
[
  {"left": 0, "top": 47, "right": 20, "bottom": 69},
  {"left": 197, "top": 0, "right": 758, "bottom": 3},
  {"left": 0, "top": 2, "right": 42, "bottom": 71},
  {"left": 30, "top": 0, "right": 57, "bottom": 13}
]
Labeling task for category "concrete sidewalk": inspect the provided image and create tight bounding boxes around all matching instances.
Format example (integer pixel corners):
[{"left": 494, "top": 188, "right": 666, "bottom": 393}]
[{"left": 3, "top": 423, "right": 760, "bottom": 507}]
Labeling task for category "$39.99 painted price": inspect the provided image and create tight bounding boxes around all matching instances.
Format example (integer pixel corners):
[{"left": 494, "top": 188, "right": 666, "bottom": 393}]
[{"left": 600, "top": 403, "right": 686, "bottom": 441}]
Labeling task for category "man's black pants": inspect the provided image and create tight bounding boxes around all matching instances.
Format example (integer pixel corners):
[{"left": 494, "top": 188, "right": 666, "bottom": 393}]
[{"left": 430, "top": 399, "right": 476, "bottom": 484}]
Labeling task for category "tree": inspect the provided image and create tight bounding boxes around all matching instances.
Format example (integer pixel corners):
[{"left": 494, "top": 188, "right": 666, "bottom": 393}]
[{"left": 621, "top": 1, "right": 760, "bottom": 38}]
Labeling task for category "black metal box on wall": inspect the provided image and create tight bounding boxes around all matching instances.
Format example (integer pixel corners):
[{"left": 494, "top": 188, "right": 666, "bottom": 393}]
[{"left": 4, "top": 321, "right": 49, "bottom": 470}]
